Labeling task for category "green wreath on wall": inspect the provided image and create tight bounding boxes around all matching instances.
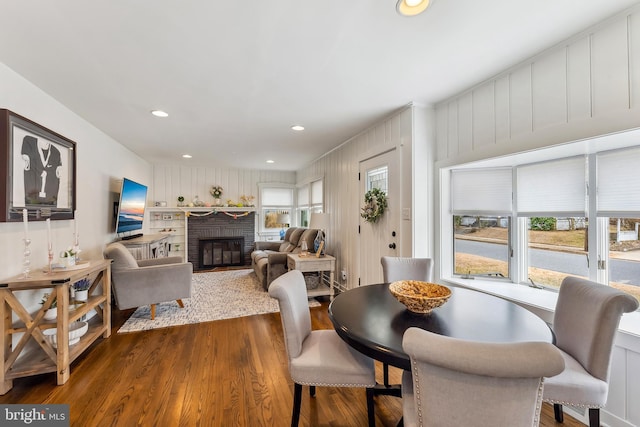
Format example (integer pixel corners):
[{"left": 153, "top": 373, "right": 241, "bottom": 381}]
[{"left": 360, "top": 188, "right": 388, "bottom": 223}]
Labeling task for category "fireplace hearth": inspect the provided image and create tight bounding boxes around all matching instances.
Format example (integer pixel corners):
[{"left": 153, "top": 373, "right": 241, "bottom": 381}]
[
  {"left": 199, "top": 237, "right": 244, "bottom": 268},
  {"left": 187, "top": 212, "right": 255, "bottom": 271}
]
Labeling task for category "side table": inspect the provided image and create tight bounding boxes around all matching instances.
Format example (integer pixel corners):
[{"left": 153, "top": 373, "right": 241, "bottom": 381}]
[
  {"left": 287, "top": 253, "right": 335, "bottom": 300},
  {"left": 0, "top": 259, "right": 112, "bottom": 394},
  {"left": 118, "top": 233, "right": 169, "bottom": 260}
]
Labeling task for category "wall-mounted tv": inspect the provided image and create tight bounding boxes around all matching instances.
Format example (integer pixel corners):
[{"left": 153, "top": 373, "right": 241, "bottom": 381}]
[{"left": 115, "top": 177, "right": 148, "bottom": 238}]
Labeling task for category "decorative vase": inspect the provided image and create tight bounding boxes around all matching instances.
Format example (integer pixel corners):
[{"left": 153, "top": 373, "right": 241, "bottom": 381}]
[
  {"left": 44, "top": 308, "right": 57, "bottom": 321},
  {"left": 214, "top": 198, "right": 221, "bottom": 206},
  {"left": 65, "top": 255, "right": 76, "bottom": 267},
  {"left": 314, "top": 231, "right": 325, "bottom": 255},
  {"left": 75, "top": 290, "right": 89, "bottom": 302}
]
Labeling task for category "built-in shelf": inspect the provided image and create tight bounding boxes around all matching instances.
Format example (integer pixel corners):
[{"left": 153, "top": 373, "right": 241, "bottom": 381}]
[{"left": 147, "top": 207, "right": 257, "bottom": 263}]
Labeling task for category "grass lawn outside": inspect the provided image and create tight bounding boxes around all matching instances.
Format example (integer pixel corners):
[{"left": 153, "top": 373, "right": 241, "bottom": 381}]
[{"left": 455, "top": 227, "right": 640, "bottom": 302}]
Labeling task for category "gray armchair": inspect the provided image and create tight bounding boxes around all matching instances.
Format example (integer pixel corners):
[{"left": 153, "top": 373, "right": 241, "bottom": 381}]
[{"left": 104, "top": 242, "right": 193, "bottom": 319}]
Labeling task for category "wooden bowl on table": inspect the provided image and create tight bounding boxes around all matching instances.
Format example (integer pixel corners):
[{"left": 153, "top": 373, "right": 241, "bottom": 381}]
[{"left": 389, "top": 280, "right": 451, "bottom": 314}]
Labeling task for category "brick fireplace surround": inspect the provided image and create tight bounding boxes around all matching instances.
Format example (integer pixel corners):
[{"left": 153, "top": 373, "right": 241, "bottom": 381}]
[{"left": 187, "top": 212, "right": 255, "bottom": 271}]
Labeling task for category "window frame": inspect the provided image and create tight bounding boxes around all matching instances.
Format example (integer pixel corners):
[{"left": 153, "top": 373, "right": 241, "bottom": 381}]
[
  {"left": 258, "top": 183, "right": 294, "bottom": 234},
  {"left": 442, "top": 148, "right": 640, "bottom": 308}
]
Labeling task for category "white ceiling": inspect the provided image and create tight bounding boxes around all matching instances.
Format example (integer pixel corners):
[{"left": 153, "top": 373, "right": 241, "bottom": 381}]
[{"left": 1, "top": 0, "right": 638, "bottom": 171}]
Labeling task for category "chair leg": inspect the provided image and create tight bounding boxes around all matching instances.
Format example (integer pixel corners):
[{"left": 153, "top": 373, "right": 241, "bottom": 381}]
[
  {"left": 588, "top": 408, "right": 600, "bottom": 427},
  {"left": 553, "top": 404, "right": 564, "bottom": 423},
  {"left": 309, "top": 385, "right": 316, "bottom": 397},
  {"left": 383, "top": 363, "right": 390, "bottom": 387},
  {"left": 176, "top": 299, "right": 184, "bottom": 308},
  {"left": 150, "top": 304, "right": 156, "bottom": 320},
  {"left": 292, "top": 383, "right": 302, "bottom": 427},
  {"left": 366, "top": 387, "right": 375, "bottom": 427}
]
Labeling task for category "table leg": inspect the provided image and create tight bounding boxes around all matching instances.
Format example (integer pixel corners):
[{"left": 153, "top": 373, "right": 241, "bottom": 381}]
[
  {"left": 0, "top": 292, "right": 13, "bottom": 394},
  {"left": 329, "top": 270, "right": 334, "bottom": 301},
  {"left": 55, "top": 284, "right": 70, "bottom": 385}
]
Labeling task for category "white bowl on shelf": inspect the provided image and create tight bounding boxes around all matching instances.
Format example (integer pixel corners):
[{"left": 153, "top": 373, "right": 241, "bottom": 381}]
[{"left": 43, "top": 321, "right": 88, "bottom": 348}]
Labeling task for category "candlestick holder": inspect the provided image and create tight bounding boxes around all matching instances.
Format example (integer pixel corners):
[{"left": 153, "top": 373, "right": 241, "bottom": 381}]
[
  {"left": 48, "top": 246, "right": 54, "bottom": 275},
  {"left": 22, "top": 238, "right": 31, "bottom": 278},
  {"left": 73, "top": 233, "right": 80, "bottom": 261}
]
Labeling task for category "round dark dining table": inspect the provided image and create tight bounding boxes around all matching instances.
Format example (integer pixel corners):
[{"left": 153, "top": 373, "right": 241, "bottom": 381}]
[{"left": 329, "top": 283, "right": 554, "bottom": 371}]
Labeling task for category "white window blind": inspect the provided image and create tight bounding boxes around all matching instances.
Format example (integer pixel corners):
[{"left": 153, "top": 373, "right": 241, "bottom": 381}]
[
  {"left": 261, "top": 187, "right": 293, "bottom": 206},
  {"left": 297, "top": 186, "right": 309, "bottom": 206},
  {"left": 597, "top": 147, "right": 640, "bottom": 216},
  {"left": 517, "top": 156, "right": 586, "bottom": 216},
  {"left": 311, "top": 180, "right": 323, "bottom": 205},
  {"left": 451, "top": 168, "right": 512, "bottom": 214}
]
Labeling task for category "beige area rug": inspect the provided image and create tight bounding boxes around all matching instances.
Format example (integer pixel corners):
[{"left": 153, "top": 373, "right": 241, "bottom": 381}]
[{"left": 118, "top": 269, "right": 320, "bottom": 333}]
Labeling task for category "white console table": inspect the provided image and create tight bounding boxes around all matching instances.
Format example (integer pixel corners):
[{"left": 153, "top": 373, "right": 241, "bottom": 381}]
[{"left": 287, "top": 253, "right": 335, "bottom": 300}]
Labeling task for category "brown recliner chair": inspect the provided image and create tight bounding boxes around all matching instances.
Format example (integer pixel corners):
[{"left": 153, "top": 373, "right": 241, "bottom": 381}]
[
  {"left": 251, "top": 227, "right": 318, "bottom": 290},
  {"left": 104, "top": 242, "right": 193, "bottom": 319}
]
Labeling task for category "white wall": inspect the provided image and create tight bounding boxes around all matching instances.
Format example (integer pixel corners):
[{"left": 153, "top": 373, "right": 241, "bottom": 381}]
[
  {"left": 296, "top": 105, "right": 433, "bottom": 290},
  {"left": 151, "top": 164, "right": 295, "bottom": 207},
  {"left": 435, "top": 6, "right": 640, "bottom": 167},
  {"left": 0, "top": 62, "right": 151, "bottom": 310},
  {"left": 433, "top": 5, "right": 640, "bottom": 427}
]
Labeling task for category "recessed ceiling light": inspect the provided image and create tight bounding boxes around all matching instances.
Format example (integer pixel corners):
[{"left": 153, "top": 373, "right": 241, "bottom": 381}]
[
  {"left": 182, "top": 154, "right": 192, "bottom": 159},
  {"left": 291, "top": 125, "right": 305, "bottom": 131},
  {"left": 396, "top": 0, "right": 431, "bottom": 16},
  {"left": 266, "top": 160, "right": 275, "bottom": 164},
  {"left": 151, "top": 110, "right": 169, "bottom": 117}
]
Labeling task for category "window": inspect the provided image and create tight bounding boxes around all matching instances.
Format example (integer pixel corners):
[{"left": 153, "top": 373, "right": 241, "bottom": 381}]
[
  {"left": 366, "top": 166, "right": 388, "bottom": 192},
  {"left": 516, "top": 157, "right": 588, "bottom": 289},
  {"left": 453, "top": 215, "right": 510, "bottom": 278},
  {"left": 451, "top": 168, "right": 512, "bottom": 279},
  {"left": 597, "top": 148, "right": 640, "bottom": 302},
  {"left": 605, "top": 218, "right": 640, "bottom": 302},
  {"left": 259, "top": 185, "right": 294, "bottom": 234},
  {"left": 444, "top": 146, "right": 640, "bottom": 308},
  {"left": 296, "top": 179, "right": 323, "bottom": 227}
]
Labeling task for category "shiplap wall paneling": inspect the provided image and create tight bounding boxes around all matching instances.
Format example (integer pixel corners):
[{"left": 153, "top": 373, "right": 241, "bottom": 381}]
[
  {"left": 447, "top": 101, "right": 459, "bottom": 157},
  {"left": 436, "top": 105, "right": 449, "bottom": 160},
  {"left": 152, "top": 168, "right": 167, "bottom": 205},
  {"left": 629, "top": 12, "right": 640, "bottom": 110},
  {"left": 472, "top": 82, "right": 495, "bottom": 148},
  {"left": 567, "top": 36, "right": 592, "bottom": 122},
  {"left": 152, "top": 165, "right": 295, "bottom": 207},
  {"left": 495, "top": 75, "right": 510, "bottom": 143},
  {"left": 606, "top": 345, "right": 628, "bottom": 423},
  {"left": 591, "top": 18, "right": 630, "bottom": 117},
  {"left": 532, "top": 48, "right": 567, "bottom": 131},
  {"left": 509, "top": 65, "right": 533, "bottom": 138},
  {"left": 628, "top": 349, "right": 640, "bottom": 425},
  {"left": 297, "top": 107, "right": 414, "bottom": 290},
  {"left": 457, "top": 92, "right": 473, "bottom": 154}
]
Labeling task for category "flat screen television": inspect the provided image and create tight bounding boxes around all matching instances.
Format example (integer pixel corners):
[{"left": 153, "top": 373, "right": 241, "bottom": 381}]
[{"left": 115, "top": 177, "right": 148, "bottom": 238}]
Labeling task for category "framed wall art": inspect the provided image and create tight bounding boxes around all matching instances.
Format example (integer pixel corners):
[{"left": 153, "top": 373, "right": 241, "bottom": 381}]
[{"left": 0, "top": 109, "right": 76, "bottom": 222}]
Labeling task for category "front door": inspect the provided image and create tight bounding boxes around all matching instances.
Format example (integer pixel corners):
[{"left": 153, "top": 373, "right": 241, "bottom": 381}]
[{"left": 359, "top": 149, "right": 399, "bottom": 286}]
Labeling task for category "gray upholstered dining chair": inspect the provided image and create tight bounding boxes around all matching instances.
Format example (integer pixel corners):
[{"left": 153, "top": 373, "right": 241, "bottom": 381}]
[
  {"left": 543, "top": 276, "right": 639, "bottom": 427},
  {"left": 381, "top": 256, "right": 434, "bottom": 385},
  {"left": 268, "top": 270, "right": 376, "bottom": 427},
  {"left": 381, "top": 256, "right": 434, "bottom": 284},
  {"left": 402, "top": 327, "right": 565, "bottom": 427},
  {"left": 104, "top": 242, "right": 193, "bottom": 319}
]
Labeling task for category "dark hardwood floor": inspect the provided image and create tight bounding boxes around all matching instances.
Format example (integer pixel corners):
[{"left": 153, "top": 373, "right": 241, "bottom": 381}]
[{"left": 1, "top": 299, "right": 585, "bottom": 426}]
